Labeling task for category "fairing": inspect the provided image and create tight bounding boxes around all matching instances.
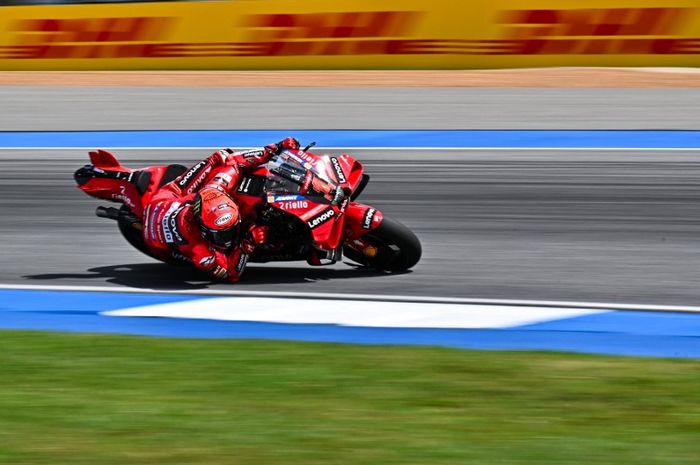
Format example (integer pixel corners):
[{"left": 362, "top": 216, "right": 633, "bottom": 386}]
[{"left": 240, "top": 149, "right": 380, "bottom": 251}]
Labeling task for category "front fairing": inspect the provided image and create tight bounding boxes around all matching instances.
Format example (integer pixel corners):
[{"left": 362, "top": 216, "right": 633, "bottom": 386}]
[
  {"left": 266, "top": 151, "right": 344, "bottom": 250},
  {"left": 236, "top": 149, "right": 361, "bottom": 250}
]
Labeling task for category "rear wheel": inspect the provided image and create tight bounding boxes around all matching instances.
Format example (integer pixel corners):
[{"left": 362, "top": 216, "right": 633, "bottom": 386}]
[
  {"left": 117, "top": 205, "right": 151, "bottom": 258},
  {"left": 343, "top": 216, "right": 421, "bottom": 272}
]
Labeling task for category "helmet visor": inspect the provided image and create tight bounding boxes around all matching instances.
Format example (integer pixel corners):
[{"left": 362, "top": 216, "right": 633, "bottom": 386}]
[{"left": 202, "top": 223, "right": 240, "bottom": 250}]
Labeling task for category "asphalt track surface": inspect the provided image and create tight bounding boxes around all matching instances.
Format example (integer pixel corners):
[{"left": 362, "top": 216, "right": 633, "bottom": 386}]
[
  {"left": 2, "top": 149, "right": 700, "bottom": 307},
  {"left": 4, "top": 87, "right": 700, "bottom": 130}
]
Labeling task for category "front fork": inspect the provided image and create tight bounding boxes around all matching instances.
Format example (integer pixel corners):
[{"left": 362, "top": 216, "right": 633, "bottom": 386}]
[
  {"left": 342, "top": 201, "right": 384, "bottom": 258},
  {"left": 305, "top": 201, "right": 383, "bottom": 266}
]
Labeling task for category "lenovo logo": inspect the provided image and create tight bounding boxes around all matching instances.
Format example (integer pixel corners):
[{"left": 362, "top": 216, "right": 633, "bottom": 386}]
[{"left": 307, "top": 208, "right": 335, "bottom": 229}]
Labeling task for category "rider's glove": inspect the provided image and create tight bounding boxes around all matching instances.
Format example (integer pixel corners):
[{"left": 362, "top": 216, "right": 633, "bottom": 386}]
[
  {"left": 265, "top": 137, "right": 301, "bottom": 155},
  {"left": 240, "top": 224, "right": 269, "bottom": 254},
  {"left": 280, "top": 137, "right": 301, "bottom": 151},
  {"left": 249, "top": 224, "right": 269, "bottom": 246}
]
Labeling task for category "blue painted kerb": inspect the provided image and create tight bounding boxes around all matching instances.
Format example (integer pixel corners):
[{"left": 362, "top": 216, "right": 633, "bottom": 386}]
[{"left": 2, "top": 129, "right": 700, "bottom": 148}]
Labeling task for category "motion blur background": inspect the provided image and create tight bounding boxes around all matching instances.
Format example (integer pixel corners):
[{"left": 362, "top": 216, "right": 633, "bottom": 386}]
[{"left": 2, "top": 1, "right": 700, "bottom": 464}]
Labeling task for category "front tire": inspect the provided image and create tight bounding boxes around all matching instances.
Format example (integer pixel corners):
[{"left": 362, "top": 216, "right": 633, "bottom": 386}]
[{"left": 343, "top": 216, "right": 421, "bottom": 272}]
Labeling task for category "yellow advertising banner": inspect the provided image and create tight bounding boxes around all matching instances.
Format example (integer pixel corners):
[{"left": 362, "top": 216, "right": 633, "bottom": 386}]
[{"left": 2, "top": 0, "right": 700, "bottom": 69}]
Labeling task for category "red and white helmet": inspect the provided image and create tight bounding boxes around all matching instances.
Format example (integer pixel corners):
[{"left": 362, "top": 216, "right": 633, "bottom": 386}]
[{"left": 193, "top": 187, "right": 241, "bottom": 250}]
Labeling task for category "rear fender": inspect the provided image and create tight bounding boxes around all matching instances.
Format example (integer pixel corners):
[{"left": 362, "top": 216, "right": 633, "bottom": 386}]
[
  {"left": 76, "top": 174, "right": 143, "bottom": 216},
  {"left": 75, "top": 150, "right": 144, "bottom": 215},
  {"left": 89, "top": 149, "right": 129, "bottom": 171},
  {"left": 343, "top": 202, "right": 384, "bottom": 239}
]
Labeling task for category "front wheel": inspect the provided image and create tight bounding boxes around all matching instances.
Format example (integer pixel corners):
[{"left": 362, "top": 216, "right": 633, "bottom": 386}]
[{"left": 343, "top": 216, "right": 421, "bottom": 272}]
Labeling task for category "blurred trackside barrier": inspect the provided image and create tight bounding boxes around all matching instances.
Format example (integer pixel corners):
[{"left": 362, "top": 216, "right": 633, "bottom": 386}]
[{"left": 2, "top": 0, "right": 700, "bottom": 70}]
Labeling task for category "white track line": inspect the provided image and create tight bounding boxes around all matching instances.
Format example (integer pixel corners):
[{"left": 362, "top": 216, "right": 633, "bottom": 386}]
[
  {"left": 104, "top": 297, "right": 608, "bottom": 329},
  {"left": 2, "top": 147, "right": 700, "bottom": 151},
  {"left": 2, "top": 283, "right": 700, "bottom": 314}
]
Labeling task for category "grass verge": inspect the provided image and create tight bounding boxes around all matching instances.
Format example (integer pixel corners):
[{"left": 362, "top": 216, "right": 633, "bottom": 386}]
[{"left": 0, "top": 330, "right": 699, "bottom": 465}]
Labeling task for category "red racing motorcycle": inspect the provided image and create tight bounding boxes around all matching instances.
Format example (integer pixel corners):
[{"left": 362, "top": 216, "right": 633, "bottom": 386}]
[{"left": 74, "top": 143, "right": 421, "bottom": 273}]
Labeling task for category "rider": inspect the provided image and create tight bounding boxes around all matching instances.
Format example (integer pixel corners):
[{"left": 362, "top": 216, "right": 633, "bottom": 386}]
[{"left": 142, "top": 137, "right": 301, "bottom": 282}]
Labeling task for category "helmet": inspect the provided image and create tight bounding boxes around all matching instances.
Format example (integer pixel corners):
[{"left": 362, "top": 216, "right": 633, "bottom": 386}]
[{"left": 193, "top": 188, "right": 241, "bottom": 250}]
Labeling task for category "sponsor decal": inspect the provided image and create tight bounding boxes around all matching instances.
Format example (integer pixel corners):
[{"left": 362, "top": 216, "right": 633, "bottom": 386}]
[
  {"left": 279, "top": 200, "right": 309, "bottom": 210},
  {"left": 306, "top": 208, "right": 335, "bottom": 229},
  {"left": 235, "top": 253, "right": 249, "bottom": 273},
  {"left": 212, "top": 265, "right": 229, "bottom": 279},
  {"left": 362, "top": 207, "right": 376, "bottom": 230},
  {"left": 148, "top": 203, "right": 161, "bottom": 242},
  {"left": 161, "top": 202, "right": 183, "bottom": 244},
  {"left": 7, "top": 7, "right": 700, "bottom": 63},
  {"left": 111, "top": 185, "right": 136, "bottom": 210},
  {"left": 495, "top": 7, "right": 696, "bottom": 56},
  {"left": 168, "top": 211, "right": 185, "bottom": 244},
  {"left": 237, "top": 177, "right": 252, "bottom": 194},
  {"left": 5, "top": 16, "right": 173, "bottom": 60},
  {"left": 296, "top": 151, "right": 315, "bottom": 164},
  {"left": 199, "top": 255, "right": 215, "bottom": 267},
  {"left": 273, "top": 194, "right": 305, "bottom": 202},
  {"left": 111, "top": 193, "right": 135, "bottom": 210},
  {"left": 215, "top": 213, "right": 233, "bottom": 226},
  {"left": 240, "top": 11, "right": 423, "bottom": 57},
  {"left": 330, "top": 157, "right": 347, "bottom": 184},
  {"left": 284, "top": 150, "right": 314, "bottom": 169},
  {"left": 241, "top": 149, "right": 265, "bottom": 161},
  {"left": 338, "top": 197, "right": 350, "bottom": 216},
  {"left": 177, "top": 161, "right": 207, "bottom": 190}
]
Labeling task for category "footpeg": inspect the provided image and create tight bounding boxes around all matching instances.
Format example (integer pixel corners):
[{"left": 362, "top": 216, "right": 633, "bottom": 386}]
[{"left": 95, "top": 206, "right": 120, "bottom": 220}]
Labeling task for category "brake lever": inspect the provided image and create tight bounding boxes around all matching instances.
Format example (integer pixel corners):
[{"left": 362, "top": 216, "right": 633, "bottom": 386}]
[{"left": 302, "top": 141, "right": 316, "bottom": 152}]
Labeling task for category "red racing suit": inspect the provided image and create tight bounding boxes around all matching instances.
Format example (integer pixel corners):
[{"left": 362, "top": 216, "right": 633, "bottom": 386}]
[{"left": 142, "top": 146, "right": 273, "bottom": 282}]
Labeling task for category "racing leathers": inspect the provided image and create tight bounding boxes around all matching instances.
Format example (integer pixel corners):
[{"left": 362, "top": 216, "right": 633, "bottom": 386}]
[{"left": 142, "top": 139, "right": 298, "bottom": 282}]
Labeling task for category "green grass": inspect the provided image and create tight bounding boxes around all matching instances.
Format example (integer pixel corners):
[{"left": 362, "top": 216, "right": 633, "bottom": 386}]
[{"left": 0, "top": 331, "right": 699, "bottom": 465}]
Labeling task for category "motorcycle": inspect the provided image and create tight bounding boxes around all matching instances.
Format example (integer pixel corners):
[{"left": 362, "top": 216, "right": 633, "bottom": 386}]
[{"left": 74, "top": 143, "right": 421, "bottom": 273}]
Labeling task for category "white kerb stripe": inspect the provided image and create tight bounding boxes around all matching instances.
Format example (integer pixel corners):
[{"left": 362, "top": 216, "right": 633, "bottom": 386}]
[{"left": 103, "top": 297, "right": 609, "bottom": 329}]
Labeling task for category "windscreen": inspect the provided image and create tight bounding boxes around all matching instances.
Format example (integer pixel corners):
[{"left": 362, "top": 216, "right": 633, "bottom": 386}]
[{"left": 264, "top": 155, "right": 307, "bottom": 195}]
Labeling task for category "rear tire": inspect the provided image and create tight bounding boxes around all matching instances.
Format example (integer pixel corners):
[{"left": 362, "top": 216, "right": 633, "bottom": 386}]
[
  {"left": 117, "top": 205, "right": 151, "bottom": 258},
  {"left": 343, "top": 216, "right": 421, "bottom": 272}
]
